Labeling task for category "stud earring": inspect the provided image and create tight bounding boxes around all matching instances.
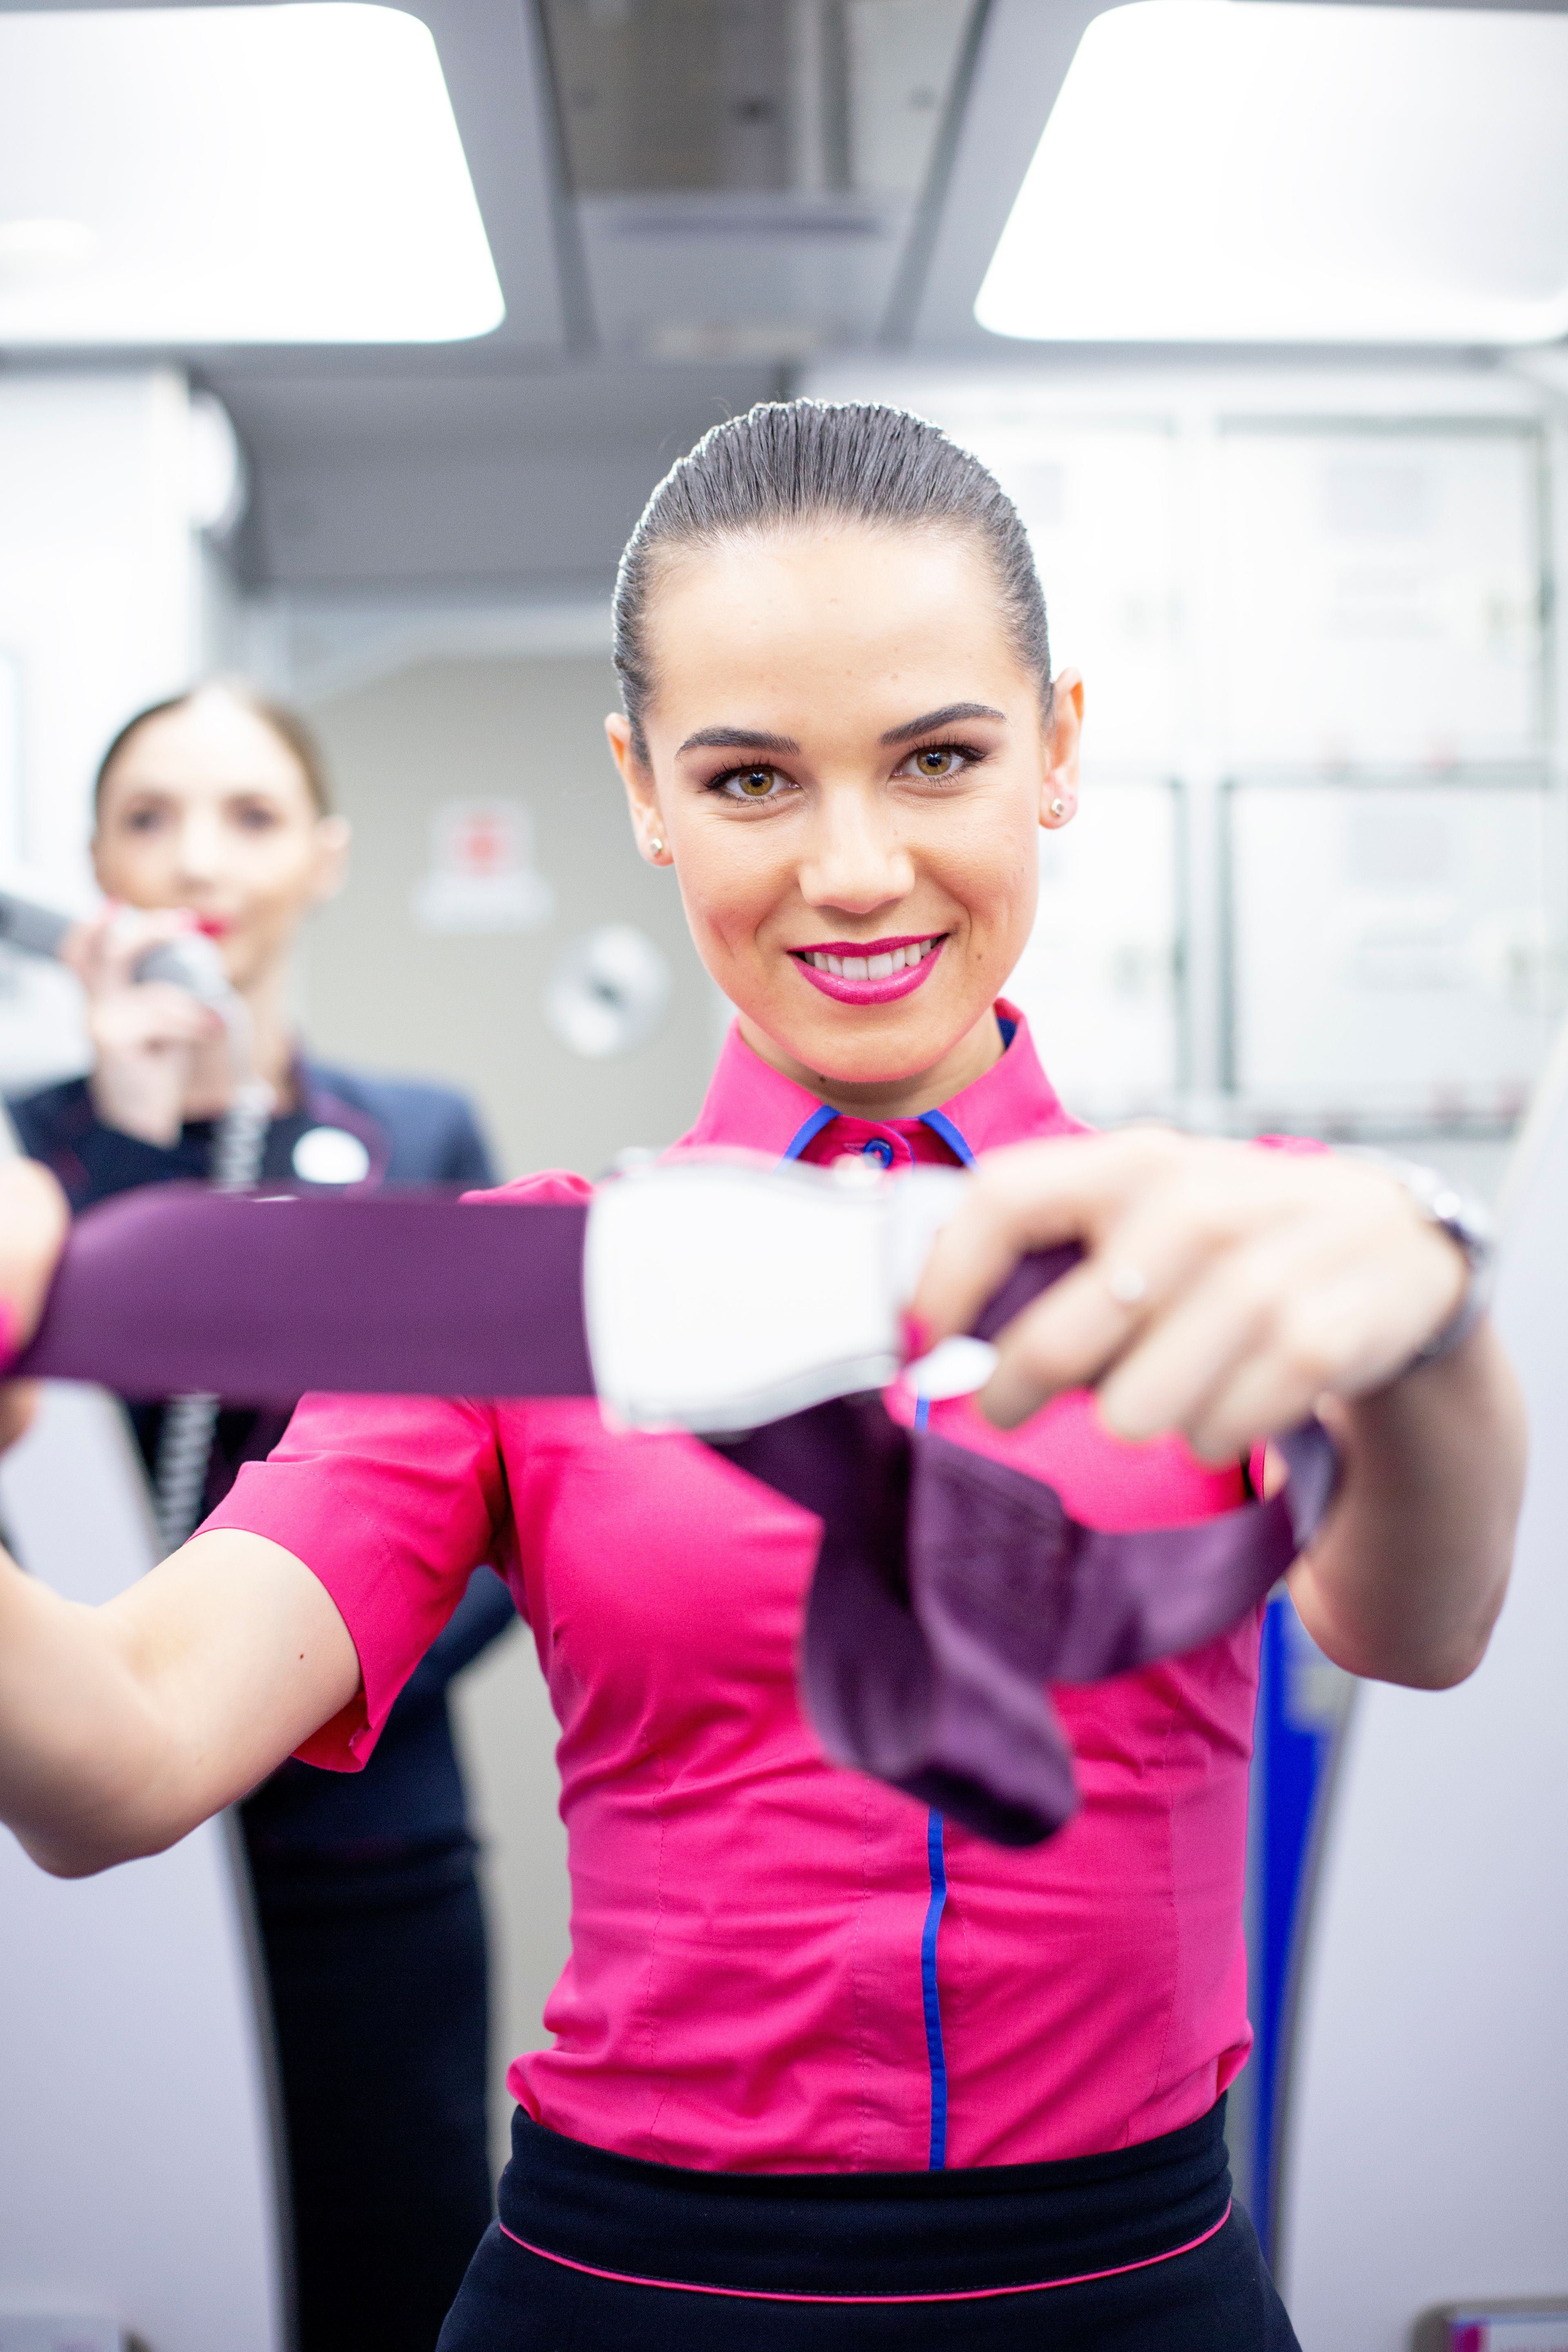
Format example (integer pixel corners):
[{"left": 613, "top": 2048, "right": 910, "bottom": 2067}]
[
  {"left": 1049, "top": 797, "right": 1068, "bottom": 820},
  {"left": 648, "top": 837, "right": 664, "bottom": 858}
]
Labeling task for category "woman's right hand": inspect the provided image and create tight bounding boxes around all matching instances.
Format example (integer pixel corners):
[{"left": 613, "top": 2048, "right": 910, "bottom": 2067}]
[
  {"left": 0, "top": 1156, "right": 69, "bottom": 1454},
  {"left": 65, "top": 906, "right": 227, "bottom": 1147}
]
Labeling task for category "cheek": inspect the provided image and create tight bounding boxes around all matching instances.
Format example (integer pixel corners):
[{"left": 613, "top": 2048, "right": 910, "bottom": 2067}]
[
  {"left": 94, "top": 839, "right": 174, "bottom": 909},
  {"left": 236, "top": 840, "right": 316, "bottom": 908},
  {"left": 931, "top": 805, "right": 1040, "bottom": 938},
  {"left": 97, "top": 833, "right": 161, "bottom": 882},
  {"left": 673, "top": 828, "right": 787, "bottom": 958}
]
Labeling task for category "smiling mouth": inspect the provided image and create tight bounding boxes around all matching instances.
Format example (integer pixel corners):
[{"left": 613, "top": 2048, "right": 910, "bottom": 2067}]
[
  {"left": 788, "top": 932, "right": 948, "bottom": 1005},
  {"left": 791, "top": 934, "right": 943, "bottom": 981}
]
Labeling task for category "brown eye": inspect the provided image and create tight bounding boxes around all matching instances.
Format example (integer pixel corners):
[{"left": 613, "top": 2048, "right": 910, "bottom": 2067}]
[
  {"left": 911, "top": 746, "right": 961, "bottom": 778},
  {"left": 719, "top": 765, "right": 785, "bottom": 802}
]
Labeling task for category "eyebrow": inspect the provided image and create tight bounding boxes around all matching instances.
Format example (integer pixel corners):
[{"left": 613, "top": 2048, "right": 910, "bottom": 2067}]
[
  {"left": 676, "top": 724, "right": 802, "bottom": 757},
  {"left": 880, "top": 702, "right": 1007, "bottom": 746}
]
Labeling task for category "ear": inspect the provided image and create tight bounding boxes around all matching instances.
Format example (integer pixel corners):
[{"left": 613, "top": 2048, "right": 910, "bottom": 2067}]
[
  {"left": 308, "top": 814, "right": 352, "bottom": 906},
  {"left": 1039, "top": 669, "right": 1085, "bottom": 831},
  {"left": 605, "top": 714, "right": 671, "bottom": 865}
]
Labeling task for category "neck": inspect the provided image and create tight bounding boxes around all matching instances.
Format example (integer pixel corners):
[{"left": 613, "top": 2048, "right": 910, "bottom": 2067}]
[
  {"left": 240, "top": 960, "right": 296, "bottom": 1098},
  {"left": 738, "top": 1006, "right": 1005, "bottom": 1122},
  {"left": 181, "top": 958, "right": 297, "bottom": 1121}
]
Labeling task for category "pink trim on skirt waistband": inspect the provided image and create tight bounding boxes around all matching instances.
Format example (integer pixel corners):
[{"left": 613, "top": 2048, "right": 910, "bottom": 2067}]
[{"left": 496, "top": 2198, "right": 1232, "bottom": 2305}]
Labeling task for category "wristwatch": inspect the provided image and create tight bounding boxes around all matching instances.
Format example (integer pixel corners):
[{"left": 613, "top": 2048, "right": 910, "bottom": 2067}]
[{"left": 1356, "top": 1152, "right": 1496, "bottom": 1367}]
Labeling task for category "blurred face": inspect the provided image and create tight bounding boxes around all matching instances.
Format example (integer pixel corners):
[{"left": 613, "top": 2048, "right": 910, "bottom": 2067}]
[
  {"left": 607, "top": 524, "right": 1082, "bottom": 1109},
  {"left": 92, "top": 692, "right": 348, "bottom": 993}
]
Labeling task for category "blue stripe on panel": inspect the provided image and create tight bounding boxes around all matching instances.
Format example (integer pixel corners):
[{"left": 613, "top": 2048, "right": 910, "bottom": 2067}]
[{"left": 779, "top": 1104, "right": 839, "bottom": 1164}]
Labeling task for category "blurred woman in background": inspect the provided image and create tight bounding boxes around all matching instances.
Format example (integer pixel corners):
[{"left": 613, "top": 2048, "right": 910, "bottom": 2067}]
[{"left": 7, "top": 682, "right": 515, "bottom": 2352}]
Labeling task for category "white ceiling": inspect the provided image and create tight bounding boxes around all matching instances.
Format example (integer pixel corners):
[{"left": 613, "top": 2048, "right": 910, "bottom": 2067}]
[{"left": 0, "top": 0, "right": 1563, "bottom": 598}]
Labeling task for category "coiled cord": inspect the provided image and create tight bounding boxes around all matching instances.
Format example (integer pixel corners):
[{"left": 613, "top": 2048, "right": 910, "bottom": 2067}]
[{"left": 153, "top": 1072, "right": 274, "bottom": 1556}]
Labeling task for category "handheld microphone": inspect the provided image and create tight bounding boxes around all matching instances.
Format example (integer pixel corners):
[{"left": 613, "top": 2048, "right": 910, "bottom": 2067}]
[
  {"left": 0, "top": 892, "right": 74, "bottom": 961},
  {"left": 0, "top": 887, "right": 234, "bottom": 1009}
]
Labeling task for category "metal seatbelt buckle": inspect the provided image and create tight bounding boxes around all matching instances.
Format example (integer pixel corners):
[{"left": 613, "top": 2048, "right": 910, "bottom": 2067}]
[{"left": 583, "top": 1157, "right": 971, "bottom": 1434}]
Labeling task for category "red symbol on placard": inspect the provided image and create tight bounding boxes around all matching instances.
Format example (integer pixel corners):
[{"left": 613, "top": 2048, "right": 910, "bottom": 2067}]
[{"left": 457, "top": 813, "right": 510, "bottom": 877}]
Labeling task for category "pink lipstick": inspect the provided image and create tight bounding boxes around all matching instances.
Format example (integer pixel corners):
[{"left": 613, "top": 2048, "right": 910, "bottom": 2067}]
[{"left": 790, "top": 933, "right": 946, "bottom": 1006}]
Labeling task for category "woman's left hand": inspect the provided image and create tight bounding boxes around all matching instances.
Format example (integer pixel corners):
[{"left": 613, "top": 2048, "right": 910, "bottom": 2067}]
[{"left": 910, "top": 1129, "right": 1468, "bottom": 1460}]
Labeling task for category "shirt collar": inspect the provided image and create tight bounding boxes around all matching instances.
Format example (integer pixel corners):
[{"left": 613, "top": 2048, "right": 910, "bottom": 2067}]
[{"left": 673, "top": 1001, "right": 1086, "bottom": 1164}]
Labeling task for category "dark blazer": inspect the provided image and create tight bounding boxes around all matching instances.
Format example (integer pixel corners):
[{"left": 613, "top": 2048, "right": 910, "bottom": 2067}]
[{"left": 7, "top": 1056, "right": 517, "bottom": 1868}]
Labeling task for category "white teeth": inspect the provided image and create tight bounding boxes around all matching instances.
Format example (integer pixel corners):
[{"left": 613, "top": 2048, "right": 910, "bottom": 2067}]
[{"left": 803, "top": 938, "right": 939, "bottom": 978}]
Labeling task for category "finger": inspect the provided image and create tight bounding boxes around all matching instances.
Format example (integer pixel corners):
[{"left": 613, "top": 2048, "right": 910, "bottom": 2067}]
[
  {"left": 982, "top": 1162, "right": 1320, "bottom": 1409},
  {"left": 1185, "top": 1235, "right": 1466, "bottom": 1459},
  {"left": 1095, "top": 1186, "right": 1458, "bottom": 1453},
  {"left": 1094, "top": 1215, "right": 1370, "bottom": 1445},
  {"left": 85, "top": 905, "right": 194, "bottom": 997},
  {"left": 911, "top": 1128, "right": 1187, "bottom": 1343},
  {"left": 0, "top": 1159, "right": 69, "bottom": 1361},
  {"left": 93, "top": 984, "right": 221, "bottom": 1048},
  {"left": 62, "top": 904, "right": 119, "bottom": 990},
  {"left": 978, "top": 1206, "right": 1352, "bottom": 1436},
  {"left": 0, "top": 1380, "right": 39, "bottom": 1456}
]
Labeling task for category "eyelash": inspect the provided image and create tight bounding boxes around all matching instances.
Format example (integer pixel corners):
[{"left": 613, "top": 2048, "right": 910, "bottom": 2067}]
[{"left": 704, "top": 739, "right": 988, "bottom": 805}]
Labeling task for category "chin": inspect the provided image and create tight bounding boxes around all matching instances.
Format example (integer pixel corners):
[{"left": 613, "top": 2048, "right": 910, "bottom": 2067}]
[{"left": 781, "top": 1002, "right": 968, "bottom": 1087}]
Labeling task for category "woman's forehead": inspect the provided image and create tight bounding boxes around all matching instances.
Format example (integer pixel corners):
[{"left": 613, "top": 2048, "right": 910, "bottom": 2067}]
[
  {"left": 103, "top": 703, "right": 310, "bottom": 800},
  {"left": 646, "top": 527, "right": 1026, "bottom": 732}
]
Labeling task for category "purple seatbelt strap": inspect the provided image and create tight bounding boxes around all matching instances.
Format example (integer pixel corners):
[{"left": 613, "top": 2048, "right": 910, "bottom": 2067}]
[
  {"left": 17, "top": 1186, "right": 596, "bottom": 1402},
  {"left": 14, "top": 1184, "right": 1337, "bottom": 1846}
]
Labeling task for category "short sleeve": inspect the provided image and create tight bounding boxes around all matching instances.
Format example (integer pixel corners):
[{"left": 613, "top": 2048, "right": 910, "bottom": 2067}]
[
  {"left": 201, "top": 1165, "right": 594, "bottom": 1774},
  {"left": 202, "top": 1390, "right": 510, "bottom": 1772}
]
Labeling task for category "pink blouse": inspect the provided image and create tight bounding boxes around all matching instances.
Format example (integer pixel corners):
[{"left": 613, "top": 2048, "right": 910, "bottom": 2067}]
[{"left": 205, "top": 1007, "right": 1260, "bottom": 2175}]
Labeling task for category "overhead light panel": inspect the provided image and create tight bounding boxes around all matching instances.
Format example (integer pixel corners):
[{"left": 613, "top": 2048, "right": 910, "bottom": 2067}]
[
  {"left": 0, "top": 4, "right": 504, "bottom": 345},
  {"left": 977, "top": 2, "right": 1568, "bottom": 346}
]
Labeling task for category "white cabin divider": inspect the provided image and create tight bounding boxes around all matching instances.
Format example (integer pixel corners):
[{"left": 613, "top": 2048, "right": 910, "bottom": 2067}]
[{"left": 1277, "top": 1015, "right": 1568, "bottom": 2349}]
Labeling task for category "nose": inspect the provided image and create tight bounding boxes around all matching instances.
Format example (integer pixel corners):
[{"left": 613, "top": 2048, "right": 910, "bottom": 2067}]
[
  {"left": 797, "top": 787, "right": 914, "bottom": 918},
  {"left": 173, "top": 806, "right": 224, "bottom": 889}
]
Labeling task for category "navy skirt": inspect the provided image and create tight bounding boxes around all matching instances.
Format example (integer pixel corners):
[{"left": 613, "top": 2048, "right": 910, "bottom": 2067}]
[
  {"left": 252, "top": 1843, "right": 493, "bottom": 2352},
  {"left": 437, "top": 2097, "right": 1299, "bottom": 2350}
]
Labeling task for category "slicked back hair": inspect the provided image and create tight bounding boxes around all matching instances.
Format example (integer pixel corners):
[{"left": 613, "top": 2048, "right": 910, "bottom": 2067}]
[{"left": 612, "top": 399, "right": 1052, "bottom": 761}]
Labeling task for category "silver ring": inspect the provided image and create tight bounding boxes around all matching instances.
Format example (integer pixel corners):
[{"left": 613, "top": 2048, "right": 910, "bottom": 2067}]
[{"left": 1107, "top": 1264, "right": 1149, "bottom": 1308}]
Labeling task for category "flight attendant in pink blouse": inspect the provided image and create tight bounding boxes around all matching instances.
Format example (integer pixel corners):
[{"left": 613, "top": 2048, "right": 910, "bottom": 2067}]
[{"left": 0, "top": 403, "right": 1523, "bottom": 2350}]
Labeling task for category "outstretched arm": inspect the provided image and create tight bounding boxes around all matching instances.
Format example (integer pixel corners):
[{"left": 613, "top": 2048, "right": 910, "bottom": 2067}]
[
  {"left": 911, "top": 1130, "right": 1526, "bottom": 1692},
  {"left": 0, "top": 1159, "right": 360, "bottom": 1877},
  {"left": 0, "top": 1528, "right": 360, "bottom": 1878}
]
